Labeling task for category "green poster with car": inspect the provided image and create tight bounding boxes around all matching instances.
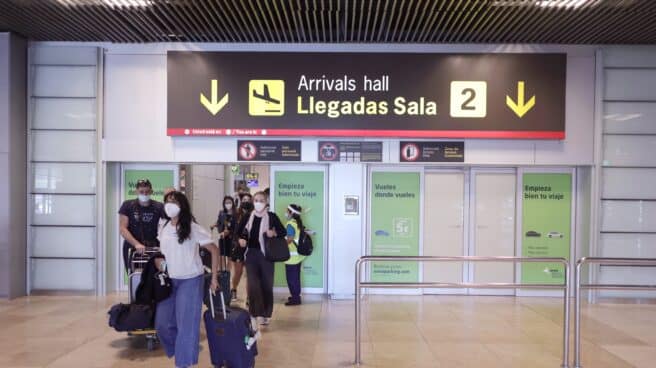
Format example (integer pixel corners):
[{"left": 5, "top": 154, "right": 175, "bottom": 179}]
[
  {"left": 123, "top": 169, "right": 175, "bottom": 203},
  {"left": 521, "top": 173, "right": 572, "bottom": 284},
  {"left": 370, "top": 172, "right": 420, "bottom": 282},
  {"left": 272, "top": 171, "right": 325, "bottom": 289}
]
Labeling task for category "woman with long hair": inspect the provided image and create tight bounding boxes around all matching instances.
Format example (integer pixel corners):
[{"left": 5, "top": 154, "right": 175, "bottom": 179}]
[
  {"left": 284, "top": 204, "right": 305, "bottom": 306},
  {"left": 236, "top": 191, "right": 286, "bottom": 326},
  {"left": 156, "top": 191, "right": 219, "bottom": 368}
]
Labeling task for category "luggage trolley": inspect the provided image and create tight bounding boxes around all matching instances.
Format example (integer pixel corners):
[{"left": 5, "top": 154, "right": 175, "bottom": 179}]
[{"left": 128, "top": 247, "right": 160, "bottom": 351}]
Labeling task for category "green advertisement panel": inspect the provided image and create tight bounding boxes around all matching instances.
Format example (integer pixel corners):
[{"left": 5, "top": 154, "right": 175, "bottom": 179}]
[
  {"left": 123, "top": 169, "right": 175, "bottom": 203},
  {"left": 370, "top": 172, "right": 420, "bottom": 282},
  {"left": 521, "top": 173, "right": 572, "bottom": 284},
  {"left": 273, "top": 171, "right": 325, "bottom": 289}
]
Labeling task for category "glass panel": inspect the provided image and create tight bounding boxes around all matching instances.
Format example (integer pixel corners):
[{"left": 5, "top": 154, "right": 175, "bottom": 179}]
[
  {"left": 603, "top": 135, "right": 656, "bottom": 167},
  {"left": 604, "top": 102, "right": 656, "bottom": 134},
  {"left": 32, "top": 98, "right": 96, "bottom": 130},
  {"left": 32, "top": 66, "right": 96, "bottom": 98},
  {"left": 32, "top": 163, "right": 96, "bottom": 194},
  {"left": 598, "top": 267, "right": 656, "bottom": 298},
  {"left": 32, "top": 194, "right": 96, "bottom": 226},
  {"left": 473, "top": 173, "right": 516, "bottom": 289},
  {"left": 423, "top": 172, "right": 465, "bottom": 293},
  {"left": 602, "top": 168, "right": 656, "bottom": 199},
  {"left": 604, "top": 49, "right": 656, "bottom": 68},
  {"left": 31, "top": 227, "right": 95, "bottom": 258},
  {"left": 31, "top": 259, "right": 95, "bottom": 290},
  {"left": 605, "top": 69, "right": 656, "bottom": 101},
  {"left": 32, "top": 131, "right": 96, "bottom": 162},
  {"left": 600, "top": 233, "right": 656, "bottom": 259},
  {"left": 31, "top": 46, "right": 98, "bottom": 66},
  {"left": 601, "top": 200, "right": 656, "bottom": 233}
]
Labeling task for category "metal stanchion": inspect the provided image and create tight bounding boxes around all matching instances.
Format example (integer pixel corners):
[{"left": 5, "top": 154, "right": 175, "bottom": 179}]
[
  {"left": 354, "top": 256, "right": 571, "bottom": 368},
  {"left": 574, "top": 257, "right": 656, "bottom": 368}
]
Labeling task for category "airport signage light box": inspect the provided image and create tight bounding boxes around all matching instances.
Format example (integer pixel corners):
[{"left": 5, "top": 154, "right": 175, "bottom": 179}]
[{"left": 167, "top": 52, "right": 566, "bottom": 139}]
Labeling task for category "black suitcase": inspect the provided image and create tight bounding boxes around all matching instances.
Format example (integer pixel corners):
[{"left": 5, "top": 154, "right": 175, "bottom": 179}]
[{"left": 204, "top": 289, "right": 258, "bottom": 368}]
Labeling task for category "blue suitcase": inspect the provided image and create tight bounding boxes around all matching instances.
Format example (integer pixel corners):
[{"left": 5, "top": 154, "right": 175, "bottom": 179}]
[{"left": 204, "top": 290, "right": 258, "bottom": 368}]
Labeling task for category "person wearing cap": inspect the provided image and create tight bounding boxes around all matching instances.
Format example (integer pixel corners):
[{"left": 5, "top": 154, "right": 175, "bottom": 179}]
[
  {"left": 284, "top": 204, "right": 306, "bottom": 306},
  {"left": 119, "top": 179, "right": 165, "bottom": 274}
]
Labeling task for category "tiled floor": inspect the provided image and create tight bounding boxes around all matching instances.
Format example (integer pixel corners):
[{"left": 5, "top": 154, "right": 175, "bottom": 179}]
[{"left": 1, "top": 291, "right": 655, "bottom": 367}]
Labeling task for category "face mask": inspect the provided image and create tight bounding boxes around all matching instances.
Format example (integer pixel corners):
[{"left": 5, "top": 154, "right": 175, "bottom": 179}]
[
  {"left": 254, "top": 202, "right": 266, "bottom": 213},
  {"left": 241, "top": 202, "right": 254, "bottom": 212},
  {"left": 225, "top": 203, "right": 233, "bottom": 211},
  {"left": 138, "top": 194, "right": 150, "bottom": 203},
  {"left": 165, "top": 203, "right": 181, "bottom": 218}
]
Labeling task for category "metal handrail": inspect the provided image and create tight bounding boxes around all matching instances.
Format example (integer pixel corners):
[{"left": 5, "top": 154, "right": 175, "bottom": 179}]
[
  {"left": 355, "top": 255, "right": 571, "bottom": 368},
  {"left": 574, "top": 257, "right": 656, "bottom": 368}
]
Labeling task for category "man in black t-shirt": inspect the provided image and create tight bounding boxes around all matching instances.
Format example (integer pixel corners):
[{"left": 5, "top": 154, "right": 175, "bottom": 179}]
[{"left": 119, "top": 179, "right": 165, "bottom": 274}]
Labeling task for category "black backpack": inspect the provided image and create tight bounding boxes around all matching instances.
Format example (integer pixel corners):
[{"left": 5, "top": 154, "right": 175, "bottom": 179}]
[{"left": 296, "top": 227, "right": 313, "bottom": 256}]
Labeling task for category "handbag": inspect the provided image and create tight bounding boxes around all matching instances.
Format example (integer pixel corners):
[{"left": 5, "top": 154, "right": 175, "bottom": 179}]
[{"left": 265, "top": 236, "right": 290, "bottom": 262}]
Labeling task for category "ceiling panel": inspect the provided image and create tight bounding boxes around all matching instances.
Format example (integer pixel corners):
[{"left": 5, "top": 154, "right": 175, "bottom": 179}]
[{"left": 0, "top": 0, "right": 655, "bottom": 44}]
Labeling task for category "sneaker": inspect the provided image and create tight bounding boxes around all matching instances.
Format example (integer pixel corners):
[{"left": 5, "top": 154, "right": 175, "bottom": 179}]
[
  {"left": 285, "top": 300, "right": 301, "bottom": 306},
  {"left": 231, "top": 289, "right": 237, "bottom": 301},
  {"left": 260, "top": 317, "right": 271, "bottom": 326}
]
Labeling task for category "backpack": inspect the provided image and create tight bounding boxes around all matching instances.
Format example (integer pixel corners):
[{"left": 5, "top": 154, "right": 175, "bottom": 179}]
[{"left": 296, "top": 227, "right": 313, "bottom": 256}]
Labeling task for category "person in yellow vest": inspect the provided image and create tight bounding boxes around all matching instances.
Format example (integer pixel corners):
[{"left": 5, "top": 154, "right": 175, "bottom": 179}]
[{"left": 284, "top": 204, "right": 305, "bottom": 306}]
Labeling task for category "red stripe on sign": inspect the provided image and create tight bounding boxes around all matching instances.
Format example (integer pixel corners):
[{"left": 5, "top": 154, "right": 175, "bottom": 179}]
[{"left": 167, "top": 128, "right": 565, "bottom": 140}]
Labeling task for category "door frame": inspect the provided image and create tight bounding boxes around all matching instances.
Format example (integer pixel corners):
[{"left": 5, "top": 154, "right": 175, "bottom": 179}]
[
  {"left": 270, "top": 164, "right": 329, "bottom": 294},
  {"left": 468, "top": 167, "right": 518, "bottom": 296},
  {"left": 423, "top": 167, "right": 469, "bottom": 295}
]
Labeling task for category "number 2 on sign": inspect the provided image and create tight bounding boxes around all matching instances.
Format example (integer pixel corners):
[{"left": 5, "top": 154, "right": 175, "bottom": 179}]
[{"left": 450, "top": 81, "right": 487, "bottom": 118}]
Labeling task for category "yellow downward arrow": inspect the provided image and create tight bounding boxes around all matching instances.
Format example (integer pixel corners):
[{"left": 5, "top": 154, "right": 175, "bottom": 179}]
[
  {"left": 506, "top": 81, "right": 536, "bottom": 118},
  {"left": 200, "top": 79, "right": 229, "bottom": 115}
]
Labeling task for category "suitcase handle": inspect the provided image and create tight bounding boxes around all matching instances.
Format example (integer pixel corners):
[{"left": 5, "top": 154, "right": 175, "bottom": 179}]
[
  {"left": 209, "top": 288, "right": 227, "bottom": 320},
  {"left": 210, "top": 227, "right": 229, "bottom": 271}
]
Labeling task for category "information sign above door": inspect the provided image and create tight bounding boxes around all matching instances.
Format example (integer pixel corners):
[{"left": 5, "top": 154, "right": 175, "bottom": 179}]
[{"left": 168, "top": 52, "right": 566, "bottom": 139}]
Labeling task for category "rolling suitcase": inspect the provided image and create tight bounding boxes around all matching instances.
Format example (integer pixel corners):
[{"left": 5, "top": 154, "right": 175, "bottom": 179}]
[
  {"left": 204, "top": 232, "right": 232, "bottom": 305},
  {"left": 204, "top": 289, "right": 259, "bottom": 368}
]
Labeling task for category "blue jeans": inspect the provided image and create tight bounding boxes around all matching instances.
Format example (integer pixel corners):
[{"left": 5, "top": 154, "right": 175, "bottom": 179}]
[{"left": 155, "top": 274, "right": 203, "bottom": 368}]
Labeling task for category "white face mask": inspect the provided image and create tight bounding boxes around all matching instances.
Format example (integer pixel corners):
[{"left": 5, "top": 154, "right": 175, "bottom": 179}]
[
  {"left": 254, "top": 202, "right": 266, "bottom": 213},
  {"left": 165, "top": 203, "right": 181, "bottom": 218},
  {"left": 138, "top": 194, "right": 150, "bottom": 203},
  {"left": 225, "top": 203, "right": 233, "bottom": 211}
]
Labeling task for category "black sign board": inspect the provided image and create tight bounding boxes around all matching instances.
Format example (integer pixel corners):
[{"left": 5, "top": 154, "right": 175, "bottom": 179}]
[
  {"left": 400, "top": 141, "right": 465, "bottom": 162},
  {"left": 318, "top": 141, "right": 383, "bottom": 162},
  {"left": 237, "top": 140, "right": 301, "bottom": 162},
  {"left": 168, "top": 52, "right": 566, "bottom": 139}
]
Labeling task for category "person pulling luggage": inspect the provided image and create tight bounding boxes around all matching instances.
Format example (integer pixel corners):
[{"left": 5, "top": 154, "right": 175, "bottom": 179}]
[
  {"left": 119, "top": 179, "right": 165, "bottom": 274},
  {"left": 155, "top": 191, "right": 219, "bottom": 368}
]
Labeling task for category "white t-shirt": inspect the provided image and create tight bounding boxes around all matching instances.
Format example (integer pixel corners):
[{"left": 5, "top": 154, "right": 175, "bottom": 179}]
[{"left": 157, "top": 219, "right": 215, "bottom": 279}]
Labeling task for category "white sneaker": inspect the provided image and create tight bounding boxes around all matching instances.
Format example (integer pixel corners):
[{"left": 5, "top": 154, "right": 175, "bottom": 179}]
[{"left": 260, "top": 317, "right": 271, "bottom": 326}]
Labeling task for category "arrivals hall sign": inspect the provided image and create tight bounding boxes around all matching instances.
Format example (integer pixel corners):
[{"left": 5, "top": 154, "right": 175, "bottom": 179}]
[{"left": 167, "top": 52, "right": 566, "bottom": 139}]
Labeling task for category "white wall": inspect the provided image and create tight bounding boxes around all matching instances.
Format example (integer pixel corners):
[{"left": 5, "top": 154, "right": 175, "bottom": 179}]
[
  {"left": 328, "top": 164, "right": 366, "bottom": 298},
  {"left": 98, "top": 43, "right": 595, "bottom": 165},
  {"left": 596, "top": 47, "right": 656, "bottom": 298}
]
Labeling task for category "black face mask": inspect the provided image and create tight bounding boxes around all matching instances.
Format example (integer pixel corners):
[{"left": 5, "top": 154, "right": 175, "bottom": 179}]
[{"left": 241, "top": 202, "right": 254, "bottom": 212}]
